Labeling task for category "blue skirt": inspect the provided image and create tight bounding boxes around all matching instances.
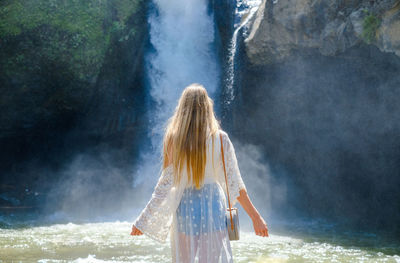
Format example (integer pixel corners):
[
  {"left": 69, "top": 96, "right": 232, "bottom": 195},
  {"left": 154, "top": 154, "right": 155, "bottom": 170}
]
[{"left": 176, "top": 183, "right": 227, "bottom": 235}]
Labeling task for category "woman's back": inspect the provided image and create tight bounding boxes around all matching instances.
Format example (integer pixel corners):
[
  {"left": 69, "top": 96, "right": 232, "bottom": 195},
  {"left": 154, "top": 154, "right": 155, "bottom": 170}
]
[
  {"left": 131, "top": 84, "right": 268, "bottom": 263},
  {"left": 182, "top": 128, "right": 222, "bottom": 188},
  {"left": 172, "top": 129, "right": 232, "bottom": 262},
  {"left": 183, "top": 129, "right": 245, "bottom": 188}
]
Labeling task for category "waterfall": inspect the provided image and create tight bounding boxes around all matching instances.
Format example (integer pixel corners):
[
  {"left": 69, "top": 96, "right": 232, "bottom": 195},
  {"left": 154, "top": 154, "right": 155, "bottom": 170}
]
[
  {"left": 225, "top": 0, "right": 261, "bottom": 103},
  {"left": 133, "top": 0, "right": 220, "bottom": 189}
]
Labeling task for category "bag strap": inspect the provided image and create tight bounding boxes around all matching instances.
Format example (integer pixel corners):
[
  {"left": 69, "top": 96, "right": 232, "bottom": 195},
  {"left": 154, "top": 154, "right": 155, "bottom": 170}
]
[{"left": 220, "top": 132, "right": 234, "bottom": 230}]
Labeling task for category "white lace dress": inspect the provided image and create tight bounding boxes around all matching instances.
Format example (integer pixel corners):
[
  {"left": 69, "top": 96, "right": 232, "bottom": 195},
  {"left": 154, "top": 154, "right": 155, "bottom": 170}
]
[{"left": 133, "top": 129, "right": 247, "bottom": 263}]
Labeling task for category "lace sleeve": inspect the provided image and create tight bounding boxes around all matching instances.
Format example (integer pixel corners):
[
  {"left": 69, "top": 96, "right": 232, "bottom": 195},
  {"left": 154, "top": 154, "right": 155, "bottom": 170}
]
[
  {"left": 220, "top": 131, "right": 247, "bottom": 207},
  {"left": 132, "top": 165, "right": 175, "bottom": 243}
]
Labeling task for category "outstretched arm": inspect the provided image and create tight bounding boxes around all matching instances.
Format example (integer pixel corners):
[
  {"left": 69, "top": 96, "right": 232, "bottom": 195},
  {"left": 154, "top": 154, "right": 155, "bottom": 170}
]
[
  {"left": 130, "top": 165, "right": 175, "bottom": 243},
  {"left": 219, "top": 130, "right": 269, "bottom": 237},
  {"left": 237, "top": 188, "right": 269, "bottom": 237},
  {"left": 131, "top": 141, "right": 175, "bottom": 239},
  {"left": 131, "top": 145, "right": 172, "bottom": 236}
]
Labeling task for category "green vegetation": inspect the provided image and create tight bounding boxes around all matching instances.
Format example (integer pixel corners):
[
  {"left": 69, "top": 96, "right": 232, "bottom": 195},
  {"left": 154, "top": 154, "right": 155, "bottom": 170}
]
[
  {"left": 0, "top": 0, "right": 143, "bottom": 83},
  {"left": 361, "top": 10, "right": 381, "bottom": 44}
]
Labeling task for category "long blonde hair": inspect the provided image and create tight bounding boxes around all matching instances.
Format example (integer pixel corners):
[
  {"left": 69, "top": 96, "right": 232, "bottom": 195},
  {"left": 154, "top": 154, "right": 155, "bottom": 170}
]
[{"left": 162, "top": 83, "right": 221, "bottom": 189}]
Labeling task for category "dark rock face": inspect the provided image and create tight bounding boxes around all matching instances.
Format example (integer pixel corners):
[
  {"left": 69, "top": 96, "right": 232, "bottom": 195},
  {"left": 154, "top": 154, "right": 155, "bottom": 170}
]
[
  {"left": 208, "top": 0, "right": 237, "bottom": 121},
  {"left": 0, "top": 0, "right": 148, "bottom": 212},
  {"left": 235, "top": 43, "right": 400, "bottom": 233},
  {"left": 229, "top": 0, "right": 400, "bottom": 235}
]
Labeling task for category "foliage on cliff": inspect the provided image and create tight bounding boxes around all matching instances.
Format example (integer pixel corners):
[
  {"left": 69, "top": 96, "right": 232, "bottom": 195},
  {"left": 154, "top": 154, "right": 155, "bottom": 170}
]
[
  {"left": 362, "top": 11, "right": 381, "bottom": 44},
  {"left": 0, "top": 0, "right": 143, "bottom": 84},
  {"left": 0, "top": 0, "right": 146, "bottom": 135},
  {"left": 0, "top": 0, "right": 148, "bottom": 198}
]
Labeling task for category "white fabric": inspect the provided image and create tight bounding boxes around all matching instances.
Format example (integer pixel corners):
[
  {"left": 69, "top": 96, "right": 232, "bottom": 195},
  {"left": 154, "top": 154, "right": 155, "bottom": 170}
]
[{"left": 133, "top": 129, "right": 247, "bottom": 262}]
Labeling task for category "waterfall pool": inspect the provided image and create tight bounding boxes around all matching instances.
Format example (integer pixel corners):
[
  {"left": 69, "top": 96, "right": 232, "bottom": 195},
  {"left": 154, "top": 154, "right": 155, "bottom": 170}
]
[{"left": 1, "top": 221, "right": 399, "bottom": 262}]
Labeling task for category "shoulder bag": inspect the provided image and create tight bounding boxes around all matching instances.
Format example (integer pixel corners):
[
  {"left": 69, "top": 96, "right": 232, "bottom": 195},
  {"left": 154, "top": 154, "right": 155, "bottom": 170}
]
[{"left": 220, "top": 133, "right": 240, "bottom": 241}]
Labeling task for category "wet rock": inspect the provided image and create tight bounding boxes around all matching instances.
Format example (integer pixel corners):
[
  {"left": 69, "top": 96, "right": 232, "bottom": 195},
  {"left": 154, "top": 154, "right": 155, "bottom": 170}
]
[
  {"left": 377, "top": 2, "right": 400, "bottom": 56},
  {"left": 244, "top": 0, "right": 400, "bottom": 65},
  {"left": 0, "top": 0, "right": 148, "bottom": 191}
]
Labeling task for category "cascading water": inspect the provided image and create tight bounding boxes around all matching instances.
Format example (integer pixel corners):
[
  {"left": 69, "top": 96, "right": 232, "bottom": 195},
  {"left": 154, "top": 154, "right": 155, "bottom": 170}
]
[
  {"left": 132, "top": 0, "right": 264, "bottom": 195},
  {"left": 2, "top": 1, "right": 400, "bottom": 262},
  {"left": 132, "top": 0, "right": 220, "bottom": 191},
  {"left": 225, "top": 0, "right": 261, "bottom": 103}
]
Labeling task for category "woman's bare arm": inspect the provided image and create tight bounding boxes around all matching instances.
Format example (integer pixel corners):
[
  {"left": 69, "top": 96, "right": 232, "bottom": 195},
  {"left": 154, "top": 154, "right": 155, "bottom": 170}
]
[{"left": 237, "top": 188, "right": 269, "bottom": 237}]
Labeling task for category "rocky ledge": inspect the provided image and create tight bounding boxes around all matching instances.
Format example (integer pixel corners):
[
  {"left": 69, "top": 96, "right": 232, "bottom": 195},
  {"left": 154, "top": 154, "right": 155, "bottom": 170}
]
[{"left": 245, "top": 0, "right": 400, "bottom": 65}]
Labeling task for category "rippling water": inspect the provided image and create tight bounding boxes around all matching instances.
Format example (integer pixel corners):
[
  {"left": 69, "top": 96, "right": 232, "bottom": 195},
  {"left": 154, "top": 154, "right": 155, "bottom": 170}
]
[{"left": 1, "top": 221, "right": 399, "bottom": 262}]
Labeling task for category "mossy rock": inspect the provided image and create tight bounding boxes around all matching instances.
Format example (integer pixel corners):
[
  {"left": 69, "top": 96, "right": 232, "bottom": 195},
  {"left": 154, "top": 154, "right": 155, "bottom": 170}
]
[
  {"left": 0, "top": 0, "right": 143, "bottom": 83},
  {"left": 361, "top": 11, "right": 381, "bottom": 44},
  {"left": 0, "top": 0, "right": 145, "bottom": 136}
]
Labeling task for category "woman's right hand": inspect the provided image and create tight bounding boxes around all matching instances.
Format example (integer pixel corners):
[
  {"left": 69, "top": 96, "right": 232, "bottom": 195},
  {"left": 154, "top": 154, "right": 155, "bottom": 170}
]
[
  {"left": 130, "top": 225, "right": 143, "bottom": 236},
  {"left": 252, "top": 215, "right": 269, "bottom": 237}
]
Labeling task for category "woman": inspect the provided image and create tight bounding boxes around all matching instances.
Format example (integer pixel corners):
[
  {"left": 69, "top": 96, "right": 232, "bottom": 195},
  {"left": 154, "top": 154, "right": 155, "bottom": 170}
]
[{"left": 131, "top": 83, "right": 268, "bottom": 262}]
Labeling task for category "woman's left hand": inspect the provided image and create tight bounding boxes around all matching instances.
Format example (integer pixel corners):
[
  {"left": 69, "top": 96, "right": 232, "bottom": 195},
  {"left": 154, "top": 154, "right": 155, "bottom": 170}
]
[
  {"left": 252, "top": 215, "right": 269, "bottom": 237},
  {"left": 130, "top": 225, "right": 143, "bottom": 236}
]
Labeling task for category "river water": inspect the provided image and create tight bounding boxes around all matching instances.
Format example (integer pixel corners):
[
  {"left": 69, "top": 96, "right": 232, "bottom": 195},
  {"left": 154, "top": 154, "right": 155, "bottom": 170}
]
[
  {"left": 1, "top": 221, "right": 399, "bottom": 262},
  {"left": 2, "top": 0, "right": 399, "bottom": 262}
]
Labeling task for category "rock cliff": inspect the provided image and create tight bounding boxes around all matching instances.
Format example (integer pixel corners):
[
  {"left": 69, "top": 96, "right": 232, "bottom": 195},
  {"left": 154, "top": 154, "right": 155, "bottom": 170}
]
[
  {"left": 245, "top": 0, "right": 400, "bottom": 65},
  {"left": 0, "top": 0, "right": 148, "bottom": 192},
  {"left": 231, "top": 0, "right": 400, "bottom": 233},
  {"left": 0, "top": 0, "right": 146, "bottom": 139}
]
